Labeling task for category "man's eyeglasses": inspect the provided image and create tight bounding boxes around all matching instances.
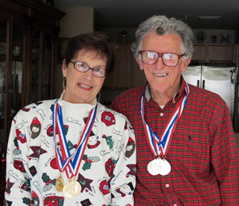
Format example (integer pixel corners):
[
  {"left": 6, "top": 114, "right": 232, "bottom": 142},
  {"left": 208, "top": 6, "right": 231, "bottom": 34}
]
[
  {"left": 70, "top": 61, "right": 106, "bottom": 78},
  {"left": 139, "top": 50, "right": 185, "bottom": 67}
]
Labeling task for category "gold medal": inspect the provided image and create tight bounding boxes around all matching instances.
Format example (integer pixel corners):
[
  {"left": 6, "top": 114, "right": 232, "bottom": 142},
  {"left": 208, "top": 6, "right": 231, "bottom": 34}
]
[
  {"left": 63, "top": 179, "right": 82, "bottom": 198},
  {"left": 56, "top": 174, "right": 64, "bottom": 192}
]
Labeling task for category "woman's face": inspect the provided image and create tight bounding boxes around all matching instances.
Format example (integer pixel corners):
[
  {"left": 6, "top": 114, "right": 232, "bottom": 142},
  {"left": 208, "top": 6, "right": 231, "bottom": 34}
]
[{"left": 62, "top": 49, "right": 107, "bottom": 104}]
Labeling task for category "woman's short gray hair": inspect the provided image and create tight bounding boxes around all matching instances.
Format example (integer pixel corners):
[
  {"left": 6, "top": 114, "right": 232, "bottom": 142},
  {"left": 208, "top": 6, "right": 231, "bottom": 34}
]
[{"left": 131, "top": 15, "right": 194, "bottom": 59}]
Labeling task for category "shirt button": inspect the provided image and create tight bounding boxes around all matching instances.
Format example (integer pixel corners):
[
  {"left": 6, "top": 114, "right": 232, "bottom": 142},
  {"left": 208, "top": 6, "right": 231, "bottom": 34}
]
[
  {"left": 165, "top": 183, "right": 170, "bottom": 188},
  {"left": 160, "top": 112, "right": 164, "bottom": 117}
]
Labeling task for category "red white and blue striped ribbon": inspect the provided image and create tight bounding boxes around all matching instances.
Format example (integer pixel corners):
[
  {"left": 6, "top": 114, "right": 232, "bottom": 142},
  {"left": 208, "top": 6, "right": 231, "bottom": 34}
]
[
  {"left": 140, "top": 83, "right": 190, "bottom": 158},
  {"left": 53, "top": 100, "right": 97, "bottom": 179}
]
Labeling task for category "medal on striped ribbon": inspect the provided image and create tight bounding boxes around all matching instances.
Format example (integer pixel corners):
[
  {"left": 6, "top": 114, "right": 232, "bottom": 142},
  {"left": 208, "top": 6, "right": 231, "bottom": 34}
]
[
  {"left": 140, "top": 83, "right": 190, "bottom": 176},
  {"left": 52, "top": 100, "right": 97, "bottom": 179}
]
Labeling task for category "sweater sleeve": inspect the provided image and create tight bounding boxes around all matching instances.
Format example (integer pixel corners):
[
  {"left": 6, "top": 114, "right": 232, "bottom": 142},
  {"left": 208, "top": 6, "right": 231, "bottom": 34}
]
[
  {"left": 110, "top": 117, "right": 136, "bottom": 206},
  {"left": 5, "top": 112, "right": 33, "bottom": 205}
]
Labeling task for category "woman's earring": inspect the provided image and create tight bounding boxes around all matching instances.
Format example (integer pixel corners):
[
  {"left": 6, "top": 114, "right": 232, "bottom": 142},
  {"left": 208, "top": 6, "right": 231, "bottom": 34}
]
[
  {"left": 97, "top": 91, "right": 101, "bottom": 102},
  {"left": 62, "top": 77, "right": 66, "bottom": 89}
]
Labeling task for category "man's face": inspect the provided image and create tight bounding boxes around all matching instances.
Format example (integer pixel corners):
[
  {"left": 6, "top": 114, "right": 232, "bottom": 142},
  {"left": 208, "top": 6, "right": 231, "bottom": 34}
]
[{"left": 137, "top": 32, "right": 191, "bottom": 98}]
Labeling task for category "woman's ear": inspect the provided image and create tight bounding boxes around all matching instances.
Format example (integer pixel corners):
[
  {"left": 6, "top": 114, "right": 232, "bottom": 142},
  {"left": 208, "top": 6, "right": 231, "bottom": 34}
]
[{"left": 62, "top": 59, "right": 67, "bottom": 77}]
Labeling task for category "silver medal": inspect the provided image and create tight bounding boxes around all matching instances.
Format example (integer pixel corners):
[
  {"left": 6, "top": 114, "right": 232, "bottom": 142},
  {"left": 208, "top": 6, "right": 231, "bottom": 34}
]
[
  {"left": 147, "top": 159, "right": 159, "bottom": 176},
  {"left": 147, "top": 158, "right": 171, "bottom": 176}
]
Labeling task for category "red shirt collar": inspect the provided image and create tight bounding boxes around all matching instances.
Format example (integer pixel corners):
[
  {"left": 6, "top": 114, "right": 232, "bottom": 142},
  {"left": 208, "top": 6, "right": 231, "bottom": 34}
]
[{"left": 143, "top": 76, "right": 187, "bottom": 106}]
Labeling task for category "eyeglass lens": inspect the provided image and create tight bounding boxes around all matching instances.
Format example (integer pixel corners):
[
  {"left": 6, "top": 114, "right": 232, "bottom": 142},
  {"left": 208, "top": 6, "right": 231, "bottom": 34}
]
[
  {"left": 141, "top": 51, "right": 180, "bottom": 66},
  {"left": 73, "top": 61, "right": 106, "bottom": 77}
]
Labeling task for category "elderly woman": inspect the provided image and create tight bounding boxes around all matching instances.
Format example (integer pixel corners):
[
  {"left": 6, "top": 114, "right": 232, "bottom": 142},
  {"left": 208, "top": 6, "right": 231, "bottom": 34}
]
[{"left": 5, "top": 33, "right": 136, "bottom": 206}]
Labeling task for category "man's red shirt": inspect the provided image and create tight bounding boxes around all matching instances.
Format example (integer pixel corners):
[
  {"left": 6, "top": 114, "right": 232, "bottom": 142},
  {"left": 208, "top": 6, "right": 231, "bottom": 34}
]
[{"left": 111, "top": 78, "right": 239, "bottom": 205}]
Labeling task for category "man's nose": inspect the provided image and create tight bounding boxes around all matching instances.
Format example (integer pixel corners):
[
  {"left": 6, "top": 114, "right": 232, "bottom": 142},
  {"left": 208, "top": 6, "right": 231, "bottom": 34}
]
[{"left": 155, "top": 56, "right": 165, "bottom": 69}]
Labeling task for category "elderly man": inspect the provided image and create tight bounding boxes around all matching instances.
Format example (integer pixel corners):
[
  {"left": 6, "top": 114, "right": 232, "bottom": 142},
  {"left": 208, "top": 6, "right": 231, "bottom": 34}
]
[{"left": 111, "top": 15, "right": 239, "bottom": 205}]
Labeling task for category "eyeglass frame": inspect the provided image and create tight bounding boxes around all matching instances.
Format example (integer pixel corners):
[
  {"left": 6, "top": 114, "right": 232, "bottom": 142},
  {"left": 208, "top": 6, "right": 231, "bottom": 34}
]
[
  {"left": 139, "top": 50, "right": 185, "bottom": 67},
  {"left": 70, "top": 60, "right": 106, "bottom": 78}
]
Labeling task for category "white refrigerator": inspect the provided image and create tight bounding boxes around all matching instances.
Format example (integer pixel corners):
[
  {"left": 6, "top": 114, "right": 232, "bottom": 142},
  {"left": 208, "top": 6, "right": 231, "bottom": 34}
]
[{"left": 182, "top": 65, "right": 236, "bottom": 118}]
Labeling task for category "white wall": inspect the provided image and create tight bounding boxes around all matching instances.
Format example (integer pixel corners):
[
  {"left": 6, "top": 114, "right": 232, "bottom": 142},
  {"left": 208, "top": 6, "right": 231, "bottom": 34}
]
[{"left": 59, "top": 7, "right": 94, "bottom": 38}]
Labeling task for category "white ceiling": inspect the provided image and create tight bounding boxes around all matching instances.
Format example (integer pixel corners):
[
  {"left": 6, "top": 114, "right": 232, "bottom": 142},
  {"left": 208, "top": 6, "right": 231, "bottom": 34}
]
[{"left": 57, "top": 0, "right": 239, "bottom": 29}]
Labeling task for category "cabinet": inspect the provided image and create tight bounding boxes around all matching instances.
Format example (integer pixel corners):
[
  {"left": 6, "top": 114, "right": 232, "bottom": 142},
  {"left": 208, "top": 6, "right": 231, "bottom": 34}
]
[
  {"left": 192, "top": 44, "right": 235, "bottom": 64},
  {"left": 103, "top": 42, "right": 146, "bottom": 89},
  {"left": 0, "top": 0, "right": 64, "bottom": 200}
]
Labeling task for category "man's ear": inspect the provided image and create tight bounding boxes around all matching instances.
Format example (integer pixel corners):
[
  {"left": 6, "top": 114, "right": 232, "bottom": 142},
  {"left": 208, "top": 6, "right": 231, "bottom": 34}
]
[
  {"left": 181, "top": 57, "right": 191, "bottom": 72},
  {"left": 136, "top": 58, "right": 144, "bottom": 70}
]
